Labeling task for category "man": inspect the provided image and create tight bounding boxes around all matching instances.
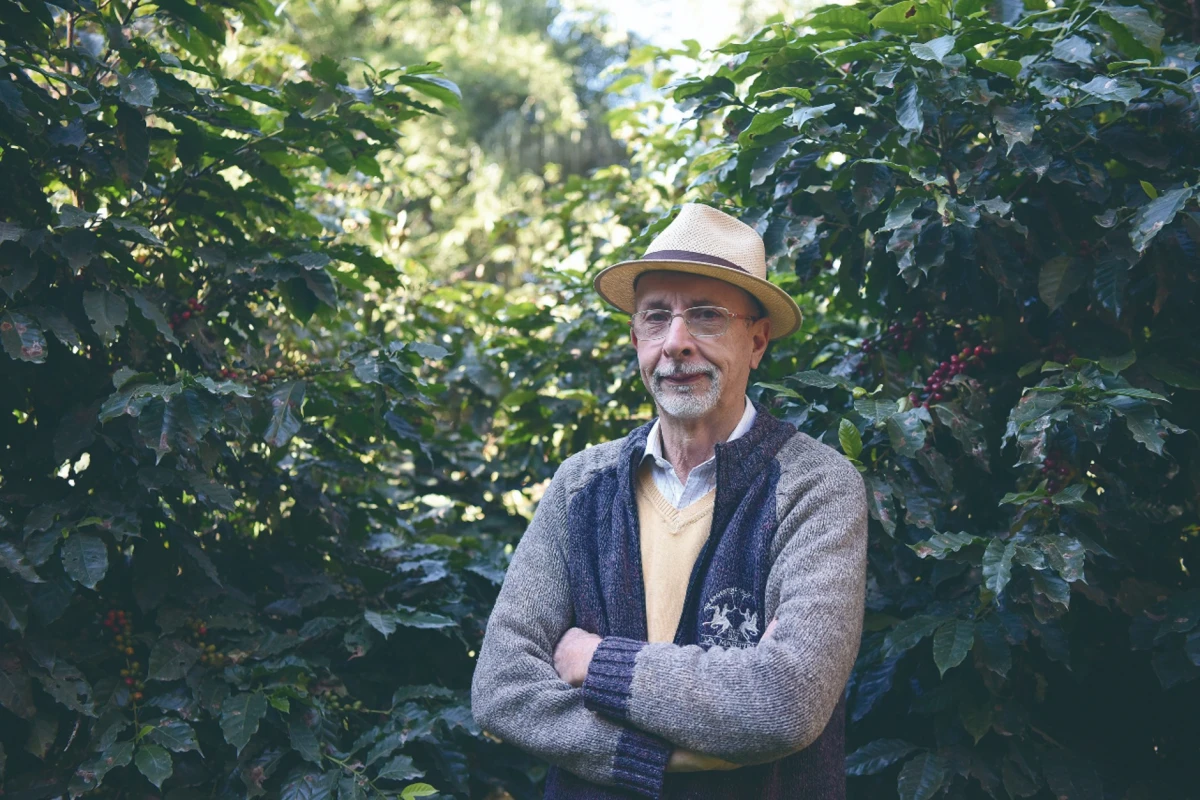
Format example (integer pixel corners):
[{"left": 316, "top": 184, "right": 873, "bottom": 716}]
[{"left": 471, "top": 203, "right": 868, "bottom": 799}]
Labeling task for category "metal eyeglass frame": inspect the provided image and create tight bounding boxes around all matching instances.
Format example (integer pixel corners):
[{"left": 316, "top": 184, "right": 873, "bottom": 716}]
[{"left": 629, "top": 306, "right": 761, "bottom": 341}]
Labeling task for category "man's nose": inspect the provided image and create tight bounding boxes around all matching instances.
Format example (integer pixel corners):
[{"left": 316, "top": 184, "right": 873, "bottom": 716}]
[{"left": 661, "top": 314, "right": 695, "bottom": 358}]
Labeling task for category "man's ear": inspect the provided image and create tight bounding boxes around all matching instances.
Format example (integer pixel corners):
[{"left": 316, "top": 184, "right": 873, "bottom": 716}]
[{"left": 748, "top": 318, "right": 771, "bottom": 369}]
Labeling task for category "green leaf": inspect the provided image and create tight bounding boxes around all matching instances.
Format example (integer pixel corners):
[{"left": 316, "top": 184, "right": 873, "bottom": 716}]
[
  {"left": 982, "top": 538, "right": 1016, "bottom": 598},
  {"left": 1052, "top": 36, "right": 1094, "bottom": 65},
  {"left": 738, "top": 108, "right": 790, "bottom": 147},
  {"left": 82, "top": 290, "right": 128, "bottom": 344},
  {"left": 909, "top": 532, "right": 981, "bottom": 559},
  {"left": 883, "top": 614, "right": 940, "bottom": 658},
  {"left": 377, "top": 754, "right": 424, "bottom": 782},
  {"left": 61, "top": 534, "right": 108, "bottom": 589},
  {"left": 1106, "top": 396, "right": 1182, "bottom": 455},
  {"left": 887, "top": 408, "right": 927, "bottom": 457},
  {"left": 147, "top": 639, "right": 201, "bottom": 682},
  {"left": 288, "top": 716, "right": 322, "bottom": 765},
  {"left": 1099, "top": 351, "right": 1137, "bottom": 374},
  {"left": 1038, "top": 255, "right": 1086, "bottom": 311},
  {"left": 978, "top": 58, "right": 1021, "bottom": 78},
  {"left": 910, "top": 35, "right": 955, "bottom": 64},
  {"left": 0, "top": 311, "right": 48, "bottom": 363},
  {"left": 1130, "top": 187, "right": 1194, "bottom": 253},
  {"left": 410, "top": 341, "right": 450, "bottom": 360},
  {"left": 220, "top": 692, "right": 268, "bottom": 755},
  {"left": 807, "top": 6, "right": 871, "bottom": 33},
  {"left": 148, "top": 719, "right": 201, "bottom": 754},
  {"left": 1078, "top": 75, "right": 1142, "bottom": 104},
  {"left": 838, "top": 418, "right": 863, "bottom": 460},
  {"left": 791, "top": 370, "right": 845, "bottom": 389},
  {"left": 25, "top": 711, "right": 57, "bottom": 759},
  {"left": 1100, "top": 4, "right": 1164, "bottom": 52},
  {"left": 395, "top": 74, "right": 462, "bottom": 109},
  {"left": 0, "top": 657, "right": 36, "bottom": 719},
  {"left": 126, "top": 290, "right": 181, "bottom": 348},
  {"left": 993, "top": 106, "right": 1035, "bottom": 154},
  {"left": 363, "top": 610, "right": 397, "bottom": 638},
  {"left": 958, "top": 697, "right": 993, "bottom": 743},
  {"left": 1143, "top": 355, "right": 1200, "bottom": 389},
  {"left": 264, "top": 381, "right": 306, "bottom": 448},
  {"left": 1140, "top": 180, "right": 1159, "bottom": 200},
  {"left": 999, "top": 487, "right": 1047, "bottom": 505},
  {"left": 138, "top": 398, "right": 175, "bottom": 465},
  {"left": 0, "top": 541, "right": 42, "bottom": 583},
  {"left": 135, "top": 744, "right": 172, "bottom": 788},
  {"left": 1039, "top": 535, "right": 1087, "bottom": 583},
  {"left": 70, "top": 740, "right": 134, "bottom": 795},
  {"left": 975, "top": 620, "right": 1011, "bottom": 677},
  {"left": 871, "top": 2, "right": 949, "bottom": 33},
  {"left": 897, "top": 752, "right": 948, "bottom": 800},
  {"left": 119, "top": 69, "right": 159, "bottom": 107},
  {"left": 1104, "top": 387, "right": 1167, "bottom": 402},
  {"left": 897, "top": 83, "right": 923, "bottom": 134},
  {"left": 856, "top": 396, "right": 899, "bottom": 425},
  {"left": 756, "top": 382, "right": 802, "bottom": 399},
  {"left": 932, "top": 620, "right": 974, "bottom": 676},
  {"left": 1008, "top": 391, "right": 1064, "bottom": 427},
  {"left": 281, "top": 769, "right": 338, "bottom": 800},
  {"left": 846, "top": 739, "right": 918, "bottom": 776},
  {"left": 787, "top": 103, "right": 836, "bottom": 133},
  {"left": 401, "top": 784, "right": 438, "bottom": 799}
]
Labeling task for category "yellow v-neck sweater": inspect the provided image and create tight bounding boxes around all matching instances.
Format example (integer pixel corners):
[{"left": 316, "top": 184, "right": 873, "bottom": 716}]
[{"left": 635, "top": 463, "right": 716, "bottom": 643}]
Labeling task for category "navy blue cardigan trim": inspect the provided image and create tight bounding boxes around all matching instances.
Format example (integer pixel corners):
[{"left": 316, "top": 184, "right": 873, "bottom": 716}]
[{"left": 583, "top": 636, "right": 645, "bottom": 720}]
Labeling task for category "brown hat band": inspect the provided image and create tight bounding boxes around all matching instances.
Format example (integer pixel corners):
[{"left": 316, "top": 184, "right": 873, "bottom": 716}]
[{"left": 642, "top": 249, "right": 749, "bottom": 274}]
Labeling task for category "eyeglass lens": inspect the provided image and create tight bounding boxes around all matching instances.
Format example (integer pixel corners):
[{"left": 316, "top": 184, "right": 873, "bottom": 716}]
[{"left": 633, "top": 307, "right": 730, "bottom": 339}]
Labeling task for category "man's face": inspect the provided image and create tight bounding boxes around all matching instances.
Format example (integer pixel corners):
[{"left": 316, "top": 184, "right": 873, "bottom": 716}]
[{"left": 631, "top": 271, "right": 771, "bottom": 421}]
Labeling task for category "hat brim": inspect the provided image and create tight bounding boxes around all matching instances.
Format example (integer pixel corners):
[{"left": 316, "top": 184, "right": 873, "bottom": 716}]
[{"left": 593, "top": 259, "right": 803, "bottom": 340}]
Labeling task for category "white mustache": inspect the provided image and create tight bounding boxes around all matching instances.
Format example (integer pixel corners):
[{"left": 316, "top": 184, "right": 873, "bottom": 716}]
[{"left": 653, "top": 361, "right": 716, "bottom": 381}]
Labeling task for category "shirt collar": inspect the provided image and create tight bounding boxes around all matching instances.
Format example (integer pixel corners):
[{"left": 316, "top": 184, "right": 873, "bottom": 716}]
[{"left": 643, "top": 395, "right": 758, "bottom": 465}]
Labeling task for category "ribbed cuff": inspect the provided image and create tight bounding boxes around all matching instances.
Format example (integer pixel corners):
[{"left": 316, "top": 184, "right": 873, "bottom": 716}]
[
  {"left": 583, "top": 636, "right": 644, "bottom": 721},
  {"left": 612, "top": 728, "right": 671, "bottom": 798}
]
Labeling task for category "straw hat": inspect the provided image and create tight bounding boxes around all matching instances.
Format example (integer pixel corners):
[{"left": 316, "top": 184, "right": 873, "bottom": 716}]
[{"left": 593, "top": 203, "right": 803, "bottom": 340}]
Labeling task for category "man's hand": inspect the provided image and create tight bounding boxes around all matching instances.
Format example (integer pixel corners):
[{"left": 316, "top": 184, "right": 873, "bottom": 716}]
[
  {"left": 666, "top": 749, "right": 742, "bottom": 772},
  {"left": 553, "top": 627, "right": 601, "bottom": 687}
]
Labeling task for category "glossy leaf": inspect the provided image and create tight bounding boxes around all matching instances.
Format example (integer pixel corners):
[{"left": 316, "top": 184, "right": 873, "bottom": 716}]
[
  {"left": 897, "top": 752, "right": 948, "bottom": 800},
  {"left": 60, "top": 534, "right": 108, "bottom": 589},
  {"left": 932, "top": 620, "right": 974, "bottom": 676},
  {"left": 845, "top": 738, "right": 917, "bottom": 775},
  {"left": 135, "top": 744, "right": 172, "bottom": 788}
]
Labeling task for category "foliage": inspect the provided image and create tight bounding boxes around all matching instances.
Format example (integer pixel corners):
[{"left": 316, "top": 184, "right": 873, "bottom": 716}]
[
  {"left": 0, "top": 1, "right": 518, "bottom": 797},
  {"left": 6, "top": 0, "right": 1200, "bottom": 797},
  {"left": 639, "top": 0, "right": 1200, "bottom": 796}
]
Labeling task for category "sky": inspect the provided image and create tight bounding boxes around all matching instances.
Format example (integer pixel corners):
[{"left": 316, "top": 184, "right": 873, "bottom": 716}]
[{"left": 594, "top": 0, "right": 751, "bottom": 49}]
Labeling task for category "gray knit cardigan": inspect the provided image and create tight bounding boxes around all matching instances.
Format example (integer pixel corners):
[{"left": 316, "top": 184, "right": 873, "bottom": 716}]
[{"left": 471, "top": 407, "right": 868, "bottom": 798}]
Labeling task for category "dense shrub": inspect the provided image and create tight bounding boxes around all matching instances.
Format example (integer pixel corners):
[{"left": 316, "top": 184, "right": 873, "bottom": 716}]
[
  {"left": 0, "top": 2, "right": 514, "bottom": 797},
  {"left": 657, "top": 0, "right": 1200, "bottom": 796},
  {"left": 6, "top": 0, "right": 1200, "bottom": 798}
]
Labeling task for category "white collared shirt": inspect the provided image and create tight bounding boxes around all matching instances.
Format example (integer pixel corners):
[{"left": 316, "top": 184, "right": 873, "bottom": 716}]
[{"left": 641, "top": 396, "right": 757, "bottom": 510}]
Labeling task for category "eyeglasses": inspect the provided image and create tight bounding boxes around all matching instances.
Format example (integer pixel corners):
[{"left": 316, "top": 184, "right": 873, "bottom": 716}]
[{"left": 630, "top": 306, "right": 760, "bottom": 340}]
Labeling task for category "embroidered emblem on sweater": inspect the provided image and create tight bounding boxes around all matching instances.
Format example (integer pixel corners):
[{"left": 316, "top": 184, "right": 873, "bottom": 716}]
[{"left": 700, "top": 587, "right": 759, "bottom": 648}]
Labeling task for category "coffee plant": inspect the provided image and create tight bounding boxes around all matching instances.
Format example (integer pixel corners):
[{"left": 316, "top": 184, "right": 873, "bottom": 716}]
[
  {"left": 6, "top": 0, "right": 1200, "bottom": 797},
  {"left": 0, "top": 1, "right": 526, "bottom": 797},
  {"left": 654, "top": 0, "right": 1199, "bottom": 796}
]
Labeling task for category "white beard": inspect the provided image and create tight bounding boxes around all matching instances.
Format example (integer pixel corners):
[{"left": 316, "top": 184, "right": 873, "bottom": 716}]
[{"left": 650, "top": 359, "right": 722, "bottom": 419}]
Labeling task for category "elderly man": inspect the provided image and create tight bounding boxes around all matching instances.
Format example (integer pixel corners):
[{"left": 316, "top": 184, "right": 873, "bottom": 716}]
[{"left": 471, "top": 203, "right": 868, "bottom": 799}]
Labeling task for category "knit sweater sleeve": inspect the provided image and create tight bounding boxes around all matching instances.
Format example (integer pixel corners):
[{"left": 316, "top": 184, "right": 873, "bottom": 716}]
[
  {"left": 581, "top": 444, "right": 868, "bottom": 765},
  {"left": 471, "top": 455, "right": 672, "bottom": 797}
]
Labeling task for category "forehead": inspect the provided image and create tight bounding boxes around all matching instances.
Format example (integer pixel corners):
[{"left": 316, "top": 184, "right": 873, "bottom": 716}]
[{"left": 633, "top": 271, "right": 749, "bottom": 309}]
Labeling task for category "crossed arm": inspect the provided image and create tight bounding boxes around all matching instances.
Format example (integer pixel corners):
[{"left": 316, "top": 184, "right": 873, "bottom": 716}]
[{"left": 471, "top": 457, "right": 867, "bottom": 792}]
